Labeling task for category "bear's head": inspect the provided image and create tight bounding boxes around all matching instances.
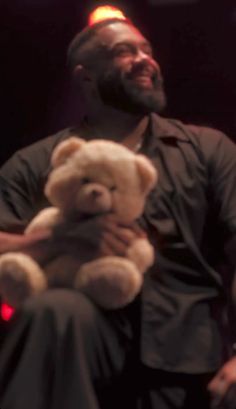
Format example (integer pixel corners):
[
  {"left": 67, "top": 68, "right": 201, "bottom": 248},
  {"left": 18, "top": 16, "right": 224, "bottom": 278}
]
[{"left": 45, "top": 137, "right": 157, "bottom": 223}]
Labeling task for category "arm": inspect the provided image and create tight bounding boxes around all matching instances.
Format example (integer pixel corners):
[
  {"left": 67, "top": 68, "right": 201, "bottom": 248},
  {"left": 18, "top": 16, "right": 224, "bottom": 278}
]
[
  {"left": 207, "top": 234, "right": 236, "bottom": 409},
  {"left": 0, "top": 230, "right": 52, "bottom": 260},
  {"left": 0, "top": 215, "right": 145, "bottom": 266},
  {"left": 51, "top": 215, "right": 146, "bottom": 260},
  {"left": 200, "top": 130, "right": 236, "bottom": 408},
  {"left": 0, "top": 131, "right": 71, "bottom": 232}
]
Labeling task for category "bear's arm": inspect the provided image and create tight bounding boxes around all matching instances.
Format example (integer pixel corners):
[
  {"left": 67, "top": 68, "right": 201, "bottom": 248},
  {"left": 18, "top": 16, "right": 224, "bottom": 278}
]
[{"left": 25, "top": 207, "right": 62, "bottom": 234}]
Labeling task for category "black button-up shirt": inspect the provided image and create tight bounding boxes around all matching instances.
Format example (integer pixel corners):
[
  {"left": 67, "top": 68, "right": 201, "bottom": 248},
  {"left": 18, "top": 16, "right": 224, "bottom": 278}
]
[{"left": 0, "top": 114, "right": 235, "bottom": 373}]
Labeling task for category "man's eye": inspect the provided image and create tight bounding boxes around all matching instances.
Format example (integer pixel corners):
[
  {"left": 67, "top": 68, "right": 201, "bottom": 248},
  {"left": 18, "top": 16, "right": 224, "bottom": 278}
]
[
  {"left": 114, "top": 47, "right": 132, "bottom": 57},
  {"left": 110, "top": 185, "right": 116, "bottom": 191},
  {"left": 142, "top": 46, "right": 153, "bottom": 57},
  {"left": 81, "top": 177, "right": 91, "bottom": 184}
]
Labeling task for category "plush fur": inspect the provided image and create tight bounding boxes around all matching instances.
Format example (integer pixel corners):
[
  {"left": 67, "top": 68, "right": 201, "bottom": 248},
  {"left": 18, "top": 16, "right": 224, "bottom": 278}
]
[{"left": 0, "top": 137, "right": 157, "bottom": 309}]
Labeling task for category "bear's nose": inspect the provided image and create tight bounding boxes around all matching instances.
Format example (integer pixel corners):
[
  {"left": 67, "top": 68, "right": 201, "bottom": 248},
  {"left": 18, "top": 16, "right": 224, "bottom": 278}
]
[{"left": 91, "top": 189, "right": 103, "bottom": 198}]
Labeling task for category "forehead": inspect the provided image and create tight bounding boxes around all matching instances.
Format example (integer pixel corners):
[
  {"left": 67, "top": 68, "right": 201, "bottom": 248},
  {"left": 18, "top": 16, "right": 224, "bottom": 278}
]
[{"left": 95, "top": 22, "right": 148, "bottom": 48}]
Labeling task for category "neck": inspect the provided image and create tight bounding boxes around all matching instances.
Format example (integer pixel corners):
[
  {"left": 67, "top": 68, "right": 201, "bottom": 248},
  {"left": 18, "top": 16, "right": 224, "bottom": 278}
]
[{"left": 84, "top": 105, "right": 149, "bottom": 151}]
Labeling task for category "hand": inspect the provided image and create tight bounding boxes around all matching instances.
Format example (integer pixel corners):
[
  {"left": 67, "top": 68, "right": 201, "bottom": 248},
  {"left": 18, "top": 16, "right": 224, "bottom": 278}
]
[
  {"left": 0, "top": 216, "right": 147, "bottom": 265},
  {"left": 52, "top": 214, "right": 146, "bottom": 259},
  {"left": 99, "top": 214, "right": 146, "bottom": 257},
  {"left": 208, "top": 356, "right": 236, "bottom": 409}
]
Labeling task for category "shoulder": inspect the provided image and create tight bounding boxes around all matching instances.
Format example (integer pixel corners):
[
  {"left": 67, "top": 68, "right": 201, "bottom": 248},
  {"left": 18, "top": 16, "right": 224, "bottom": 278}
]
[
  {"left": 12, "top": 127, "right": 76, "bottom": 161},
  {"left": 151, "top": 114, "right": 236, "bottom": 162},
  {"left": 0, "top": 128, "right": 76, "bottom": 179},
  {"left": 152, "top": 113, "right": 227, "bottom": 141}
]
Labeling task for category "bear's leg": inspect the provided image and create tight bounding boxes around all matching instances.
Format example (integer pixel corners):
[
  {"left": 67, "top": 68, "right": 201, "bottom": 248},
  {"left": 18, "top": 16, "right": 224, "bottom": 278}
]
[
  {"left": 127, "top": 238, "right": 155, "bottom": 274},
  {"left": 75, "top": 256, "right": 142, "bottom": 309},
  {"left": 0, "top": 252, "right": 46, "bottom": 307},
  {"left": 0, "top": 289, "right": 137, "bottom": 409}
]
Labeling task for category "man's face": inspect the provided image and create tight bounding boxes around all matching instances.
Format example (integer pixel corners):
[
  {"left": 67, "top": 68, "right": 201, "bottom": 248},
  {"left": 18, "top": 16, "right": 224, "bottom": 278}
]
[{"left": 90, "top": 22, "right": 166, "bottom": 114}]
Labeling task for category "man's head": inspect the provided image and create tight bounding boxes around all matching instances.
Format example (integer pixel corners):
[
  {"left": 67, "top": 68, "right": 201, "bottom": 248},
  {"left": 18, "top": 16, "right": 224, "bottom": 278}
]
[{"left": 67, "top": 17, "right": 166, "bottom": 114}]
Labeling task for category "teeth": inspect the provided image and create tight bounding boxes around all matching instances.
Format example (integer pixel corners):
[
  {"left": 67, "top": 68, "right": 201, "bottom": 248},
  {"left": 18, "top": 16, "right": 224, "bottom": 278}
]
[
  {"left": 134, "top": 75, "right": 152, "bottom": 81},
  {"left": 133, "top": 72, "right": 153, "bottom": 78}
]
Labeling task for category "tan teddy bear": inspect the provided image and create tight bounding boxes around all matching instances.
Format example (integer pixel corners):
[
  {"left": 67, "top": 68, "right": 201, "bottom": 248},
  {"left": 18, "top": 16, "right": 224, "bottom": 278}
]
[{"left": 0, "top": 137, "right": 157, "bottom": 309}]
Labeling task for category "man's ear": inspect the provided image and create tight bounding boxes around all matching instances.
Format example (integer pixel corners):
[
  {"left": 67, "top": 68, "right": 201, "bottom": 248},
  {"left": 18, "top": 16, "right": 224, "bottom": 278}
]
[{"left": 73, "top": 64, "right": 93, "bottom": 85}]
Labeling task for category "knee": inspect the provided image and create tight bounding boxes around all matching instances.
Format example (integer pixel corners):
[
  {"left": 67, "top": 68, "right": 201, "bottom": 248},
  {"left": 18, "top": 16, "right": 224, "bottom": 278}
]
[{"left": 23, "top": 289, "right": 100, "bottom": 331}]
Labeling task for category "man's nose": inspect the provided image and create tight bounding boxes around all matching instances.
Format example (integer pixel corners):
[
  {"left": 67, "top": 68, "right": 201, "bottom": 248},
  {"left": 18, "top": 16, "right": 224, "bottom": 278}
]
[
  {"left": 133, "top": 50, "right": 160, "bottom": 72},
  {"left": 134, "top": 49, "right": 151, "bottom": 64}
]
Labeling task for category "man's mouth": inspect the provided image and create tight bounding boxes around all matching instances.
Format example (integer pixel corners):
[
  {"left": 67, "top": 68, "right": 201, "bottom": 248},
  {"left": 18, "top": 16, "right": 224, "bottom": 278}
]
[
  {"left": 132, "top": 74, "right": 153, "bottom": 87},
  {"left": 129, "top": 69, "right": 156, "bottom": 88}
]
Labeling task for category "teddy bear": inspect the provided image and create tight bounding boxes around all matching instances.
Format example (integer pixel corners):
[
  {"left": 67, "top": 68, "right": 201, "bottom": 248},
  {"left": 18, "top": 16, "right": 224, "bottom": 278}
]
[{"left": 0, "top": 137, "right": 157, "bottom": 309}]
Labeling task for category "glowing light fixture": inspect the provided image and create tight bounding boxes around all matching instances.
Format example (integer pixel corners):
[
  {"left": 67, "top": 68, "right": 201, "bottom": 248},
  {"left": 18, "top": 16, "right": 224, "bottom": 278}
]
[
  {"left": 88, "top": 5, "right": 126, "bottom": 26},
  {"left": 1, "top": 303, "right": 15, "bottom": 321}
]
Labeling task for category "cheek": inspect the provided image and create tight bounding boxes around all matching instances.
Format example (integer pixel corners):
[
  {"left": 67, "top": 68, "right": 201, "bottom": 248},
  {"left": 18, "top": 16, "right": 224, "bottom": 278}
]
[
  {"left": 151, "top": 59, "right": 161, "bottom": 74},
  {"left": 113, "top": 58, "right": 133, "bottom": 74}
]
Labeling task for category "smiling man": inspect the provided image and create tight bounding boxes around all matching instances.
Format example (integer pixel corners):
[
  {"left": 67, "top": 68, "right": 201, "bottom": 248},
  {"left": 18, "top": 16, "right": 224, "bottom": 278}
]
[
  {"left": 75, "top": 20, "right": 167, "bottom": 114},
  {"left": 0, "top": 8, "right": 235, "bottom": 409}
]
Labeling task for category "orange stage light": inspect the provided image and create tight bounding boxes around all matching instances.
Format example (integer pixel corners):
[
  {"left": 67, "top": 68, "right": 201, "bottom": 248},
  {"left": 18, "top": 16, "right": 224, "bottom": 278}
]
[{"left": 88, "top": 5, "right": 126, "bottom": 26}]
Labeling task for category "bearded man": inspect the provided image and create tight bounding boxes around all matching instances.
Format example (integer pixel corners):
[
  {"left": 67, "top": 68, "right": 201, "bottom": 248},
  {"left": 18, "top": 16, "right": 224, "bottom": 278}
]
[{"left": 0, "top": 8, "right": 235, "bottom": 409}]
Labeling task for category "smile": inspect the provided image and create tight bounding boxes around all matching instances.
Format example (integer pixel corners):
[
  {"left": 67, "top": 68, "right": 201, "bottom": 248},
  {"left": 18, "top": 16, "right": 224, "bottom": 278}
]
[{"left": 131, "top": 74, "right": 154, "bottom": 88}]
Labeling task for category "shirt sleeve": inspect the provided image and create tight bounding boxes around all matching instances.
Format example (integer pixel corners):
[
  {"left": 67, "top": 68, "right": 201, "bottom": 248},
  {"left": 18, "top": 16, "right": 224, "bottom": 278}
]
[
  {"left": 0, "top": 132, "right": 69, "bottom": 232},
  {"left": 198, "top": 128, "right": 236, "bottom": 236},
  {"left": 0, "top": 151, "right": 48, "bottom": 232}
]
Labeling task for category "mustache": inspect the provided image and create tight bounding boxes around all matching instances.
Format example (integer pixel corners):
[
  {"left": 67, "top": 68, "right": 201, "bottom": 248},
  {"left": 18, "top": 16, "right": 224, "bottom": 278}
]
[{"left": 126, "top": 62, "right": 162, "bottom": 84}]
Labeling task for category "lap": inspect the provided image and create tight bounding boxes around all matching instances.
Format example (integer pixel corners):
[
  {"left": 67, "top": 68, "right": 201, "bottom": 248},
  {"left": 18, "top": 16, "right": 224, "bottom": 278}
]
[
  {"left": 0, "top": 289, "right": 138, "bottom": 408},
  {"left": 0, "top": 291, "right": 214, "bottom": 409}
]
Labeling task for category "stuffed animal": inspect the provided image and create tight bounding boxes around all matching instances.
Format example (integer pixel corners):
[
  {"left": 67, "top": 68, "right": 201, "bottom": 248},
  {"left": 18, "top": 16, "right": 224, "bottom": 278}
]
[{"left": 0, "top": 137, "right": 157, "bottom": 309}]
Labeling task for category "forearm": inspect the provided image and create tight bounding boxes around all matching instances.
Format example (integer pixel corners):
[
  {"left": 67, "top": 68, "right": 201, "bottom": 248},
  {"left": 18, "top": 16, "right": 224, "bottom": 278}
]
[
  {"left": 0, "top": 217, "right": 146, "bottom": 265},
  {"left": 0, "top": 231, "right": 51, "bottom": 255}
]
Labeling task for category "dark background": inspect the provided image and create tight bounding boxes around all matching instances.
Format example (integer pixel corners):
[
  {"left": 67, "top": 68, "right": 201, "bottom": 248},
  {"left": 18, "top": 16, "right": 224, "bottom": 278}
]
[{"left": 0, "top": 0, "right": 236, "bottom": 166}]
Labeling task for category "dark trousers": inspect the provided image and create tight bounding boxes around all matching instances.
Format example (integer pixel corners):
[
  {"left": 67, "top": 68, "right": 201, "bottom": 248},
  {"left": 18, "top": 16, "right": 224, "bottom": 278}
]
[
  {"left": 0, "top": 289, "right": 215, "bottom": 409},
  {"left": 0, "top": 289, "right": 138, "bottom": 409},
  {"left": 137, "top": 367, "right": 214, "bottom": 409}
]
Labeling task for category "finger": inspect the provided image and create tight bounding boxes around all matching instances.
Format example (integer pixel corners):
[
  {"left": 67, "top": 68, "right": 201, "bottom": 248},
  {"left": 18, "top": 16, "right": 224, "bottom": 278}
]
[
  {"left": 105, "top": 218, "right": 146, "bottom": 235},
  {"left": 208, "top": 371, "right": 225, "bottom": 391},
  {"left": 101, "top": 231, "right": 127, "bottom": 256},
  {"left": 100, "top": 218, "right": 136, "bottom": 240},
  {"left": 209, "top": 377, "right": 231, "bottom": 408},
  {"left": 99, "top": 241, "right": 117, "bottom": 256},
  {"left": 213, "top": 384, "right": 236, "bottom": 409},
  {"left": 131, "top": 222, "right": 147, "bottom": 237},
  {"left": 223, "top": 384, "right": 236, "bottom": 409},
  {"left": 98, "top": 214, "right": 147, "bottom": 237},
  {"left": 105, "top": 225, "right": 137, "bottom": 244}
]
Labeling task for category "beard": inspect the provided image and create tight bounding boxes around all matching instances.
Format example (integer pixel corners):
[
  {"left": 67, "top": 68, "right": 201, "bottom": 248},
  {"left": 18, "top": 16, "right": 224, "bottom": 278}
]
[{"left": 97, "top": 64, "right": 167, "bottom": 115}]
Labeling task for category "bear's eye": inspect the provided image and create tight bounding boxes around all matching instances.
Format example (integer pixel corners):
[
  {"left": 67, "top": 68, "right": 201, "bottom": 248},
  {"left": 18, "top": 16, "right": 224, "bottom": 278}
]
[
  {"left": 110, "top": 185, "right": 117, "bottom": 192},
  {"left": 81, "top": 177, "right": 91, "bottom": 184}
]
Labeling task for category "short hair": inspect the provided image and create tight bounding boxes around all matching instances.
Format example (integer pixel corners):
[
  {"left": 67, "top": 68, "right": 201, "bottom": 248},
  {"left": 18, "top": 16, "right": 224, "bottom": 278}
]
[{"left": 67, "top": 18, "right": 132, "bottom": 72}]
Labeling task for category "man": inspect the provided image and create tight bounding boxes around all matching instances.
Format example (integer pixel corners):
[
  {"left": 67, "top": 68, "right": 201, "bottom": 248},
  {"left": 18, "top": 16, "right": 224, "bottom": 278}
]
[{"left": 0, "top": 9, "right": 236, "bottom": 409}]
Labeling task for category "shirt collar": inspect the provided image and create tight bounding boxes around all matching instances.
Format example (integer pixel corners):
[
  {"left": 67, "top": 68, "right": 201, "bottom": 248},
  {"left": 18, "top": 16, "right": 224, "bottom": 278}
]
[
  {"left": 149, "top": 113, "right": 190, "bottom": 142},
  {"left": 74, "top": 113, "right": 190, "bottom": 149}
]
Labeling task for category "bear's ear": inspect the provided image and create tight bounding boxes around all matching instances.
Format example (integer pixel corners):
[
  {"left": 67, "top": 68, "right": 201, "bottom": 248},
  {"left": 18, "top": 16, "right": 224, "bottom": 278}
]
[
  {"left": 51, "top": 137, "right": 86, "bottom": 168},
  {"left": 135, "top": 155, "right": 158, "bottom": 194}
]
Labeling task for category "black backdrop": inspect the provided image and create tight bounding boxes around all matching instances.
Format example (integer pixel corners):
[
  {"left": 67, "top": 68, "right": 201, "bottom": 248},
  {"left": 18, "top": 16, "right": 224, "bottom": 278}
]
[{"left": 0, "top": 0, "right": 236, "bottom": 166}]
